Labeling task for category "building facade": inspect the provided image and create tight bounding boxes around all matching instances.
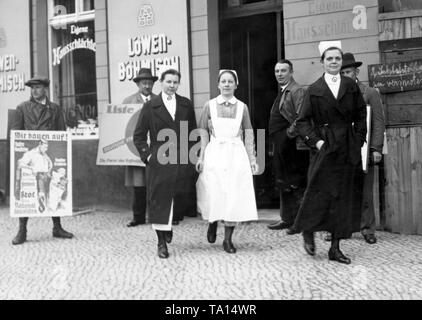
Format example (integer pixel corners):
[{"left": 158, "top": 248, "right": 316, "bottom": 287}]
[{"left": 1, "top": 0, "right": 422, "bottom": 234}]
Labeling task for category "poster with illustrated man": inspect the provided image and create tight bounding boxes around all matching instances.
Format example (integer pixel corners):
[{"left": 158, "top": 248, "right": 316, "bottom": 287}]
[{"left": 10, "top": 130, "right": 72, "bottom": 217}]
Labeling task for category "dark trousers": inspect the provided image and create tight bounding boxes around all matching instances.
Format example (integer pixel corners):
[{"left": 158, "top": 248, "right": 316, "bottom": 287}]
[
  {"left": 361, "top": 165, "right": 376, "bottom": 235},
  {"left": 271, "top": 130, "right": 309, "bottom": 223},
  {"left": 18, "top": 216, "right": 63, "bottom": 229},
  {"left": 133, "top": 186, "right": 147, "bottom": 223},
  {"left": 280, "top": 186, "right": 306, "bottom": 225}
]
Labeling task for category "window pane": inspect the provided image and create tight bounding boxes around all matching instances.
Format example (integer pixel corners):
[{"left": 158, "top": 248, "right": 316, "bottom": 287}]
[
  {"left": 83, "top": 0, "right": 95, "bottom": 11},
  {"left": 53, "top": 0, "right": 76, "bottom": 15},
  {"left": 379, "top": 0, "right": 422, "bottom": 13},
  {"left": 51, "top": 20, "right": 98, "bottom": 138}
]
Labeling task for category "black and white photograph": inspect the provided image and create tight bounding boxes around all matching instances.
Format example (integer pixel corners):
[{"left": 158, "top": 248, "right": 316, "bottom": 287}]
[{"left": 0, "top": 0, "right": 422, "bottom": 308}]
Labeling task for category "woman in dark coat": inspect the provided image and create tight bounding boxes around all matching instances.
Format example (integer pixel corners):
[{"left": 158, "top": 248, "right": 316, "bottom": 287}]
[
  {"left": 292, "top": 41, "right": 367, "bottom": 264},
  {"left": 133, "top": 69, "right": 198, "bottom": 259}
]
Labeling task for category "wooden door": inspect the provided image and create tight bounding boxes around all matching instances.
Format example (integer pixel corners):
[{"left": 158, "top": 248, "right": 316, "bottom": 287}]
[{"left": 381, "top": 42, "right": 422, "bottom": 234}]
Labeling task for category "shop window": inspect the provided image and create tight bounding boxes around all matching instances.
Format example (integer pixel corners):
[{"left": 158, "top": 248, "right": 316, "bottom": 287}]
[{"left": 49, "top": 0, "right": 97, "bottom": 139}]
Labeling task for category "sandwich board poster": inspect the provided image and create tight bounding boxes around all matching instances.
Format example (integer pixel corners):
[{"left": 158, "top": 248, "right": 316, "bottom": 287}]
[
  {"left": 10, "top": 130, "right": 72, "bottom": 217},
  {"left": 361, "top": 106, "right": 371, "bottom": 173},
  {"left": 96, "top": 104, "right": 145, "bottom": 166}
]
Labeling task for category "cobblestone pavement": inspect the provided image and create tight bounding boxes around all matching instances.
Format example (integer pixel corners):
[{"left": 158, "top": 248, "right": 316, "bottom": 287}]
[{"left": 0, "top": 206, "right": 421, "bottom": 300}]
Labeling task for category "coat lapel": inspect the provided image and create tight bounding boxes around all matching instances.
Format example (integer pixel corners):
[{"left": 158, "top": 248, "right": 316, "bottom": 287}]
[
  {"left": 278, "top": 79, "right": 297, "bottom": 109},
  {"left": 312, "top": 77, "right": 333, "bottom": 101},
  {"left": 33, "top": 97, "right": 54, "bottom": 128},
  {"left": 336, "top": 76, "right": 348, "bottom": 102},
  {"left": 175, "top": 94, "right": 189, "bottom": 122},
  {"left": 315, "top": 76, "right": 347, "bottom": 117},
  {"left": 152, "top": 93, "right": 176, "bottom": 128}
]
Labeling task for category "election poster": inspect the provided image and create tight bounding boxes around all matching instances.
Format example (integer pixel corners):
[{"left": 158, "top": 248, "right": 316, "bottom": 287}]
[
  {"left": 361, "top": 106, "right": 371, "bottom": 173},
  {"left": 96, "top": 104, "right": 145, "bottom": 166},
  {"left": 10, "top": 130, "right": 73, "bottom": 217}
]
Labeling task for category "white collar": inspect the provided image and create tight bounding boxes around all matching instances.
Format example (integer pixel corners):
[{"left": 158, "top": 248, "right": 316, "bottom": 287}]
[
  {"left": 35, "top": 97, "right": 47, "bottom": 105},
  {"left": 216, "top": 95, "right": 237, "bottom": 105},
  {"left": 281, "top": 83, "right": 289, "bottom": 91},
  {"left": 140, "top": 93, "right": 150, "bottom": 101},
  {"left": 324, "top": 73, "right": 340, "bottom": 84},
  {"left": 163, "top": 93, "right": 175, "bottom": 101}
]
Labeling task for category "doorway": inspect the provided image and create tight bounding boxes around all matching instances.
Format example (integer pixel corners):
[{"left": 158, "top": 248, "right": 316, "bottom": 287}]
[{"left": 219, "top": 12, "right": 281, "bottom": 208}]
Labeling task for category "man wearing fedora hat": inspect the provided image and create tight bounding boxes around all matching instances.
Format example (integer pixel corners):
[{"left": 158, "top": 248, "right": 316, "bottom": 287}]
[
  {"left": 339, "top": 52, "right": 385, "bottom": 244},
  {"left": 10, "top": 75, "right": 74, "bottom": 245},
  {"left": 122, "top": 68, "right": 158, "bottom": 227}
]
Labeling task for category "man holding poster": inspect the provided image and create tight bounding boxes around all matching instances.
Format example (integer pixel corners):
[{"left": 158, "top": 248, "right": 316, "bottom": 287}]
[
  {"left": 122, "top": 68, "right": 157, "bottom": 228},
  {"left": 10, "top": 75, "right": 74, "bottom": 245}
]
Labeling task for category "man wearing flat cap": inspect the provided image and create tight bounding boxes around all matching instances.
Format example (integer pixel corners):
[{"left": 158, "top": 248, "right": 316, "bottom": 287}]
[
  {"left": 339, "top": 53, "right": 385, "bottom": 244},
  {"left": 10, "top": 75, "right": 74, "bottom": 245},
  {"left": 122, "top": 68, "right": 158, "bottom": 227}
]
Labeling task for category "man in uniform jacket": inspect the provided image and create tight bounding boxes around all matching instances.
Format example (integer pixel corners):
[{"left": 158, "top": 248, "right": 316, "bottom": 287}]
[
  {"left": 340, "top": 52, "right": 385, "bottom": 244},
  {"left": 122, "top": 68, "right": 158, "bottom": 227},
  {"left": 10, "top": 75, "right": 74, "bottom": 245},
  {"left": 267, "top": 59, "right": 309, "bottom": 232},
  {"left": 133, "top": 69, "right": 198, "bottom": 259}
]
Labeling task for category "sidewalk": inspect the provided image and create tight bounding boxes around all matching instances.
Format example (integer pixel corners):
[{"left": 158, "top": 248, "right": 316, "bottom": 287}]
[{"left": 0, "top": 206, "right": 421, "bottom": 300}]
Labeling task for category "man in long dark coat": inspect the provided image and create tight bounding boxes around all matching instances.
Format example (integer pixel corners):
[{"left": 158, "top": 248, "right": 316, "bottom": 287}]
[
  {"left": 122, "top": 68, "right": 158, "bottom": 227},
  {"left": 10, "top": 75, "right": 74, "bottom": 245},
  {"left": 133, "top": 69, "right": 198, "bottom": 259},
  {"left": 267, "top": 59, "right": 309, "bottom": 232}
]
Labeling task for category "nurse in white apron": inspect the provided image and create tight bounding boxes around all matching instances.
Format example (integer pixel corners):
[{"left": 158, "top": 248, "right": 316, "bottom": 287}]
[{"left": 196, "top": 70, "right": 259, "bottom": 254}]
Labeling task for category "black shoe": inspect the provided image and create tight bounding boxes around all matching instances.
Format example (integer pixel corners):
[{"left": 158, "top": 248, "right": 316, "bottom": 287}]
[
  {"left": 286, "top": 227, "right": 300, "bottom": 235},
  {"left": 52, "top": 227, "right": 74, "bottom": 239},
  {"left": 223, "top": 240, "right": 236, "bottom": 254},
  {"left": 207, "top": 222, "right": 218, "bottom": 243},
  {"left": 172, "top": 220, "right": 179, "bottom": 226},
  {"left": 127, "top": 220, "right": 145, "bottom": 227},
  {"left": 303, "top": 232, "right": 315, "bottom": 256},
  {"left": 12, "top": 230, "right": 27, "bottom": 245},
  {"left": 158, "top": 243, "right": 169, "bottom": 259},
  {"left": 267, "top": 221, "right": 291, "bottom": 230},
  {"left": 363, "top": 234, "right": 377, "bottom": 244},
  {"left": 324, "top": 233, "right": 332, "bottom": 242},
  {"left": 328, "top": 247, "right": 351, "bottom": 264},
  {"left": 165, "top": 230, "right": 173, "bottom": 244}
]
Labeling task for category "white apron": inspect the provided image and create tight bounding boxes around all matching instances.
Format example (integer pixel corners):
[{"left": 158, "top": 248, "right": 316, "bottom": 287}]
[{"left": 197, "top": 99, "right": 258, "bottom": 223}]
